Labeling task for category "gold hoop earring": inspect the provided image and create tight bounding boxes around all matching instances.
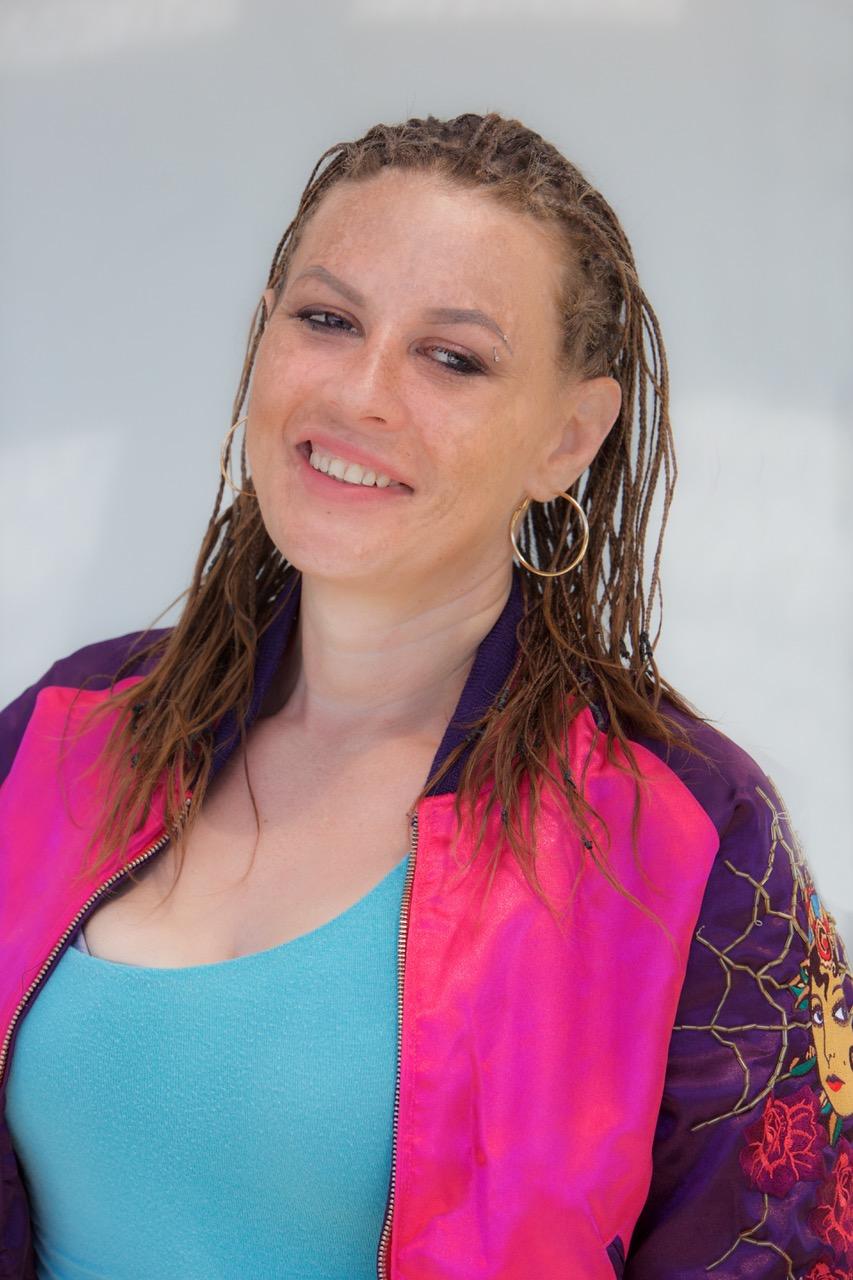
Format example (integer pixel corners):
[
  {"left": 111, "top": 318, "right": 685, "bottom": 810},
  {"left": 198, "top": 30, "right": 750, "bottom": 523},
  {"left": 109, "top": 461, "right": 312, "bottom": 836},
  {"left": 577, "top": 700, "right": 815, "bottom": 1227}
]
[
  {"left": 219, "top": 416, "right": 255, "bottom": 498},
  {"left": 509, "top": 491, "right": 590, "bottom": 577}
]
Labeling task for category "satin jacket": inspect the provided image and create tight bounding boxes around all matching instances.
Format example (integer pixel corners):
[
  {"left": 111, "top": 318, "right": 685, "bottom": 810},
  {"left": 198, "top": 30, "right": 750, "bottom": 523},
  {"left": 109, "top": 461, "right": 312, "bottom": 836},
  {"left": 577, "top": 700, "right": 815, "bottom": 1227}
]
[{"left": 1, "top": 568, "right": 851, "bottom": 1279}]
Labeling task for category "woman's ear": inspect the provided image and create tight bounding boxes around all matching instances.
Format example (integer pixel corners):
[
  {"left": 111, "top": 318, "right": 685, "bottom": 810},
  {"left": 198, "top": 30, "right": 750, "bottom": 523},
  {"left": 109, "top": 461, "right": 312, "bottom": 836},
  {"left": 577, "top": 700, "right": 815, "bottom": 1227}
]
[{"left": 528, "top": 376, "right": 622, "bottom": 502}]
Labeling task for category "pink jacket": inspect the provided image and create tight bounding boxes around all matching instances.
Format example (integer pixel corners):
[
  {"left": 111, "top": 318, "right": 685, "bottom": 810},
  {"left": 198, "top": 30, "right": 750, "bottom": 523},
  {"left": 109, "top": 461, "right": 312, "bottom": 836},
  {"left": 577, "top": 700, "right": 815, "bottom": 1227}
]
[{"left": 2, "top": 569, "right": 851, "bottom": 1278}]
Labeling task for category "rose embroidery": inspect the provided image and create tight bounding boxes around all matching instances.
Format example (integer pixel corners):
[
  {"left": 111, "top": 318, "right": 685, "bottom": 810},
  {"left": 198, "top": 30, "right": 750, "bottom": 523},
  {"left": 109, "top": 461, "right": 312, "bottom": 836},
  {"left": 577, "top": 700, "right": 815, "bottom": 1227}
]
[
  {"left": 801, "top": 1262, "right": 847, "bottom": 1280},
  {"left": 809, "top": 1139, "right": 853, "bottom": 1266},
  {"left": 739, "top": 1085, "right": 825, "bottom": 1197}
]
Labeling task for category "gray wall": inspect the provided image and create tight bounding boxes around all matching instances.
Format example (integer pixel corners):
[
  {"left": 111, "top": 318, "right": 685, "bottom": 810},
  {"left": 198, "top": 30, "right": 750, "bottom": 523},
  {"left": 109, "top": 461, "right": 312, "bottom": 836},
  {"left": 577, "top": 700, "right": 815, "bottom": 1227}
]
[{"left": 2, "top": 0, "right": 850, "bottom": 940}]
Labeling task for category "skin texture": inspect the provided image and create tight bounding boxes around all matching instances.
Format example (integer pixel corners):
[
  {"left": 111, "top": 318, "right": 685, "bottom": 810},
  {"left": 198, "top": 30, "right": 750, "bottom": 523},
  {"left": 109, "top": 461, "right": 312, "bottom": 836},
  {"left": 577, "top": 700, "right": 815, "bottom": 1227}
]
[{"left": 244, "top": 168, "right": 622, "bottom": 749}]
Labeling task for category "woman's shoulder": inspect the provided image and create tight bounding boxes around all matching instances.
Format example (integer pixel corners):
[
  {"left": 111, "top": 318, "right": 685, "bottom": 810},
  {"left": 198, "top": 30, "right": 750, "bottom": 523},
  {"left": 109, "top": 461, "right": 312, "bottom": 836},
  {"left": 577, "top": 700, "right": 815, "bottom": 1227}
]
[
  {"left": 626, "top": 694, "right": 784, "bottom": 844},
  {"left": 0, "top": 626, "right": 171, "bottom": 788},
  {"left": 627, "top": 694, "right": 831, "bottom": 951}
]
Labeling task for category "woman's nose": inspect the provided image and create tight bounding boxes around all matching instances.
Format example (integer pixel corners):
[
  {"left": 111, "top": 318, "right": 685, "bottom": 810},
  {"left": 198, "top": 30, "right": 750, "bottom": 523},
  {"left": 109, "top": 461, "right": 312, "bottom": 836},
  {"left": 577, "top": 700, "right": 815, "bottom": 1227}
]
[
  {"left": 823, "top": 1033, "right": 837, "bottom": 1065},
  {"left": 326, "top": 330, "right": 404, "bottom": 423}
]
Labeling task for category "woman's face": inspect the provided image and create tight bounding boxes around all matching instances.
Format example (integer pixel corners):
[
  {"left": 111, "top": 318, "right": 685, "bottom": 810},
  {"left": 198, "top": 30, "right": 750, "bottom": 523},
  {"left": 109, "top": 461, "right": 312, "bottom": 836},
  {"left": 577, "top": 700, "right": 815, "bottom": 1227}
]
[
  {"left": 809, "top": 967, "right": 853, "bottom": 1118},
  {"left": 246, "top": 168, "right": 619, "bottom": 592}
]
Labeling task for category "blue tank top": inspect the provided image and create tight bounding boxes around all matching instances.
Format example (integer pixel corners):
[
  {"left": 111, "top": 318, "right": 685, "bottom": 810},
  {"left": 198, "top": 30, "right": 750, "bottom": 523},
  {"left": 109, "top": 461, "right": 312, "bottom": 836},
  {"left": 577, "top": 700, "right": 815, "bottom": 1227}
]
[{"left": 5, "top": 853, "right": 410, "bottom": 1280}]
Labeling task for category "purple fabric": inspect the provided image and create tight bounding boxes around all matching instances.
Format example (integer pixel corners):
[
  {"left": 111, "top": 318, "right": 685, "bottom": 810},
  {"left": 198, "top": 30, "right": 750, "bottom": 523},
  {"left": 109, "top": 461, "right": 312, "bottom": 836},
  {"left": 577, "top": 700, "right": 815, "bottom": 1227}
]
[
  {"left": 607, "top": 1234, "right": 626, "bottom": 1275},
  {"left": 624, "top": 709, "right": 853, "bottom": 1277}
]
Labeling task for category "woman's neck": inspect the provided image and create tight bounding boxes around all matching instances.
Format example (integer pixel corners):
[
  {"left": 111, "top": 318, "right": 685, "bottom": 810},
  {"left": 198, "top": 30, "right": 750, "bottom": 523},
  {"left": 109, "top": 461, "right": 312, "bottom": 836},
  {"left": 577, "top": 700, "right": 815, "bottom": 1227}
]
[{"left": 265, "top": 562, "right": 514, "bottom": 747}]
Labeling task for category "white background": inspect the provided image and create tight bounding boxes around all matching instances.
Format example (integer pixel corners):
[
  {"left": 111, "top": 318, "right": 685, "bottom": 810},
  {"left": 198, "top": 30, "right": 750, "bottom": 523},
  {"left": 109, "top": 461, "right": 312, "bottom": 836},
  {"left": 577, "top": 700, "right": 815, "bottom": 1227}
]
[{"left": 1, "top": 0, "right": 850, "bottom": 941}]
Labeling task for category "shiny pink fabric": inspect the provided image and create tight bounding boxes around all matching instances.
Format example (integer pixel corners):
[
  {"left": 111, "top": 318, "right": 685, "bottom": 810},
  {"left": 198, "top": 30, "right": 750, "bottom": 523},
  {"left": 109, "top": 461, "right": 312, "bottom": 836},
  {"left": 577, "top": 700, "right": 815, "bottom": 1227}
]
[
  {"left": 0, "top": 678, "right": 163, "bottom": 1041},
  {"left": 391, "top": 706, "right": 719, "bottom": 1276}
]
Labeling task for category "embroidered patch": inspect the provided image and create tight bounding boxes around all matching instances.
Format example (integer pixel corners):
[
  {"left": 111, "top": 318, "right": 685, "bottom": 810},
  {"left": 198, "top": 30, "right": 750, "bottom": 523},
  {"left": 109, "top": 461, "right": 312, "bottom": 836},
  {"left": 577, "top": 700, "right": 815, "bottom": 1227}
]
[{"left": 788, "top": 873, "right": 852, "bottom": 1147}]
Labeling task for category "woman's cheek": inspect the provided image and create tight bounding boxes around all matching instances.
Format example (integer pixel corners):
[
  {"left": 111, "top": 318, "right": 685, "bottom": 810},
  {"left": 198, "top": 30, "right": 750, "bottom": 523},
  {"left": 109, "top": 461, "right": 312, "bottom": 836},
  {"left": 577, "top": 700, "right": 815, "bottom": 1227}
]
[{"left": 246, "top": 426, "right": 283, "bottom": 499}]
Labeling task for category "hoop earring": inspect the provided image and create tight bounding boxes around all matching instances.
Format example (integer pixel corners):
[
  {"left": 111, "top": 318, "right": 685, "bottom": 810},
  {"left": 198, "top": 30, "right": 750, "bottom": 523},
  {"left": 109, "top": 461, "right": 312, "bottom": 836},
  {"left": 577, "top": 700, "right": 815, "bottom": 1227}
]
[
  {"left": 219, "top": 416, "right": 255, "bottom": 499},
  {"left": 509, "top": 491, "right": 590, "bottom": 577}
]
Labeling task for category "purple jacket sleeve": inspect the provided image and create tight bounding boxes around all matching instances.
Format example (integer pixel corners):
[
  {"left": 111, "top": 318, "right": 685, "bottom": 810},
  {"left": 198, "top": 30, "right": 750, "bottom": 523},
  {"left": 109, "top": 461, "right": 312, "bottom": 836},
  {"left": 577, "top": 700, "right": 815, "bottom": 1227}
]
[{"left": 625, "top": 757, "right": 852, "bottom": 1278}]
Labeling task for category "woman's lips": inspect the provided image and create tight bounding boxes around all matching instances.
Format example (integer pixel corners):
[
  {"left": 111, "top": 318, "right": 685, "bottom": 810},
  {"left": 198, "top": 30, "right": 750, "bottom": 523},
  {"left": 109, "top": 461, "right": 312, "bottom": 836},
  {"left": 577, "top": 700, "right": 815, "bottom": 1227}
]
[
  {"left": 298, "top": 438, "right": 412, "bottom": 490},
  {"left": 295, "top": 440, "right": 412, "bottom": 499},
  {"left": 827, "top": 1075, "right": 844, "bottom": 1092}
]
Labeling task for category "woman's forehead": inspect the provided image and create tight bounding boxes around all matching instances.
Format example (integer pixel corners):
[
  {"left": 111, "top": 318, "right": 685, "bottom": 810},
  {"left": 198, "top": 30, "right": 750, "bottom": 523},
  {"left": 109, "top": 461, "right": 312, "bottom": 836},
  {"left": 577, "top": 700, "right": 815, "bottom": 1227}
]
[
  {"left": 289, "top": 173, "right": 564, "bottom": 356},
  {"left": 821, "top": 971, "right": 851, "bottom": 998},
  {"left": 296, "top": 170, "right": 561, "bottom": 288}
]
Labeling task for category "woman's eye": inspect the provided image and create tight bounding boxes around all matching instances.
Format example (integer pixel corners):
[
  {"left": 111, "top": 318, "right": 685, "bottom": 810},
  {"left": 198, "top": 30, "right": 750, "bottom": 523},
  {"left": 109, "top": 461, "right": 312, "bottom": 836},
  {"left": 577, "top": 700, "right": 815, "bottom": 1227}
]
[
  {"left": 811, "top": 1003, "right": 824, "bottom": 1027},
  {"left": 295, "top": 309, "right": 354, "bottom": 334},
  {"left": 291, "top": 309, "right": 484, "bottom": 377},
  {"left": 832, "top": 999, "right": 849, "bottom": 1025},
  {"left": 425, "top": 346, "right": 484, "bottom": 377}
]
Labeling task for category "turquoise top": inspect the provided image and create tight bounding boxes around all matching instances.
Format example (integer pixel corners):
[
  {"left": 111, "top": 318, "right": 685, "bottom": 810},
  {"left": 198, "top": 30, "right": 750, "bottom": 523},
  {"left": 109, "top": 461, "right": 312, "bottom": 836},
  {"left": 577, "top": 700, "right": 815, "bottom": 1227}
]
[{"left": 5, "top": 853, "right": 410, "bottom": 1280}]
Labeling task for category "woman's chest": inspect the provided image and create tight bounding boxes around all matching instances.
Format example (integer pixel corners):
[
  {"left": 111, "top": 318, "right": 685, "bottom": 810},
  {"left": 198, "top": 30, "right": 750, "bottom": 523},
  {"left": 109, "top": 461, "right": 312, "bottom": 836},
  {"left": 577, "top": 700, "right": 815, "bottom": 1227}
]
[{"left": 81, "top": 727, "right": 432, "bottom": 968}]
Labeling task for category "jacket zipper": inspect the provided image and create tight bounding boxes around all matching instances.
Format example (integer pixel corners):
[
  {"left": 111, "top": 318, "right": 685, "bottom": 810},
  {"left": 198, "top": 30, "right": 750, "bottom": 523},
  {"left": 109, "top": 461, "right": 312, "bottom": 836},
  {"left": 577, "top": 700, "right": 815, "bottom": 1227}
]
[
  {"left": 0, "top": 811, "right": 185, "bottom": 1095},
  {"left": 376, "top": 806, "right": 420, "bottom": 1280}
]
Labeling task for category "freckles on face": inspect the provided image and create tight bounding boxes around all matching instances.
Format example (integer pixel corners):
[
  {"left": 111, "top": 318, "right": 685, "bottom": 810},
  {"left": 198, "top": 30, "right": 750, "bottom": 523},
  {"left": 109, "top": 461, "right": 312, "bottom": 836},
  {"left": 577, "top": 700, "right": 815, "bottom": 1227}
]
[{"left": 244, "top": 170, "right": 568, "bottom": 581}]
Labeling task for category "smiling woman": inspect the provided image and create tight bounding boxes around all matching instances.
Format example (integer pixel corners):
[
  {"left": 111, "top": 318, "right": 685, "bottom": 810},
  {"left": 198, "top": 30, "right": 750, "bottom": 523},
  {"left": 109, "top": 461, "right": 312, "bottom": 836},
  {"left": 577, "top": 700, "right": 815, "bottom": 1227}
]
[
  {"left": 1, "top": 112, "right": 850, "bottom": 1280},
  {"left": 245, "top": 167, "right": 620, "bottom": 600}
]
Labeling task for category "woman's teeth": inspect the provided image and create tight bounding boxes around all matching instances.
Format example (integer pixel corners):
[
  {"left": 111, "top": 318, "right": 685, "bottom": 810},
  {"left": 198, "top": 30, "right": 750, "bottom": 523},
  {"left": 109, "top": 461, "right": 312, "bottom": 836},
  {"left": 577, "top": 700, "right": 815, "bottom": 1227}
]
[{"left": 308, "top": 445, "right": 403, "bottom": 488}]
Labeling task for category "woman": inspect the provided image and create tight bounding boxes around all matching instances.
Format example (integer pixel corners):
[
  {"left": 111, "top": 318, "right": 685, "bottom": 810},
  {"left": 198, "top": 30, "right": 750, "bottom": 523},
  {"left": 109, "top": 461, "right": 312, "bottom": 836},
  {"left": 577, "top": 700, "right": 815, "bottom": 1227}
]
[{"left": 0, "top": 112, "right": 849, "bottom": 1279}]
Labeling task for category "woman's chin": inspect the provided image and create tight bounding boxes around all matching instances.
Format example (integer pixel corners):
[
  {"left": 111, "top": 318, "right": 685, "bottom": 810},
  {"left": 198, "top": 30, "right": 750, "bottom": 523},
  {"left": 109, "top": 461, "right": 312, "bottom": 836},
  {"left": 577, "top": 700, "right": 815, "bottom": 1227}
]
[{"left": 270, "top": 538, "right": 403, "bottom": 586}]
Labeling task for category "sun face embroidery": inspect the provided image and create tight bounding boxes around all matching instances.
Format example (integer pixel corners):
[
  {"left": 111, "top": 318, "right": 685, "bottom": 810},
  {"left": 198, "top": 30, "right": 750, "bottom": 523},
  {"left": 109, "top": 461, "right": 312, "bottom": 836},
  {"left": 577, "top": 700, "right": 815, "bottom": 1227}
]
[{"left": 789, "top": 881, "right": 853, "bottom": 1144}]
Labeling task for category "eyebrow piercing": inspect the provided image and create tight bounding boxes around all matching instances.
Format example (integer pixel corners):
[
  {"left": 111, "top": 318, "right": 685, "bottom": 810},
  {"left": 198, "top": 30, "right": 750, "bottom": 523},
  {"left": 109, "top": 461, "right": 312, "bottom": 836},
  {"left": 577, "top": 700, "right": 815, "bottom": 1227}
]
[{"left": 493, "top": 346, "right": 501, "bottom": 363}]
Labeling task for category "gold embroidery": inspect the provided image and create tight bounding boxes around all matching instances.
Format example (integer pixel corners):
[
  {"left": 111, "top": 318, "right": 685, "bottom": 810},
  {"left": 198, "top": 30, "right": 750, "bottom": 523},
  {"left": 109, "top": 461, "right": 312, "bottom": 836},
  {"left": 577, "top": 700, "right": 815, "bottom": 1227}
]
[
  {"left": 673, "top": 782, "right": 813, "bottom": 1131},
  {"left": 707, "top": 1194, "right": 796, "bottom": 1277},
  {"left": 673, "top": 778, "right": 852, "bottom": 1273}
]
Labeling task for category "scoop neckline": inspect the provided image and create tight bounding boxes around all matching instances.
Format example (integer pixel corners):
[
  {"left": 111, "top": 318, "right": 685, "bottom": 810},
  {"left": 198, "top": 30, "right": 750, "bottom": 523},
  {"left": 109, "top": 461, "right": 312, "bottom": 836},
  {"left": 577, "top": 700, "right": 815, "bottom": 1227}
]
[{"left": 66, "top": 851, "right": 410, "bottom": 974}]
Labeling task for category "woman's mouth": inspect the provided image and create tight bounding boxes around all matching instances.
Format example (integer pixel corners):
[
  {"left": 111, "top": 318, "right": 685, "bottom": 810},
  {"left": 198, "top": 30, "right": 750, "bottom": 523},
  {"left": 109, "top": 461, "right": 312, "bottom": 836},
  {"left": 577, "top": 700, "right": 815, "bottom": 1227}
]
[
  {"left": 826, "top": 1074, "right": 845, "bottom": 1092},
  {"left": 296, "top": 440, "right": 413, "bottom": 497}
]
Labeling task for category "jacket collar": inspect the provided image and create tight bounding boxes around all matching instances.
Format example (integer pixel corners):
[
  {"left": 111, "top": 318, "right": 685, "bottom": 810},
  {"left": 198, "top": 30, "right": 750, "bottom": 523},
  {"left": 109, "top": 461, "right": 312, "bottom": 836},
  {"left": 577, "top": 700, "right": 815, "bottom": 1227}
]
[{"left": 212, "top": 566, "right": 526, "bottom": 795}]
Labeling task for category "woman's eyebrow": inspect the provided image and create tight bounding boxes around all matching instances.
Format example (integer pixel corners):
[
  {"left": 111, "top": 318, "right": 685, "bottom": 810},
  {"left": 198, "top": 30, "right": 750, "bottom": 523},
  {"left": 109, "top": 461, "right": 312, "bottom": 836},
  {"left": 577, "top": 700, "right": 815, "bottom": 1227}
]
[
  {"left": 291, "top": 265, "right": 365, "bottom": 306},
  {"left": 421, "top": 307, "right": 513, "bottom": 355},
  {"left": 290, "top": 264, "right": 513, "bottom": 355}
]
